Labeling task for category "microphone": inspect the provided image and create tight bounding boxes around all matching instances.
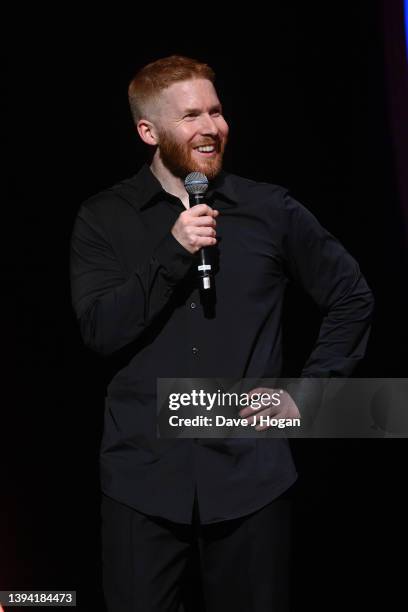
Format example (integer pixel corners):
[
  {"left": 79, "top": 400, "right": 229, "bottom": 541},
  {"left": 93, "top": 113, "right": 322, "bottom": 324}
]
[{"left": 184, "top": 172, "right": 213, "bottom": 291}]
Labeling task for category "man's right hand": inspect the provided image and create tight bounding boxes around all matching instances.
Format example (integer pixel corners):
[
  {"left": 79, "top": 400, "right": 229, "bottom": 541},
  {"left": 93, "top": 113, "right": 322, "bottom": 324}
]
[{"left": 171, "top": 204, "right": 219, "bottom": 254}]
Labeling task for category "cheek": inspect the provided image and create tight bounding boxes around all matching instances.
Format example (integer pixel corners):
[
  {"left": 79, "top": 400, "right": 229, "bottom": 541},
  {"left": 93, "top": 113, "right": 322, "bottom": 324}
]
[
  {"left": 180, "top": 127, "right": 199, "bottom": 145},
  {"left": 219, "top": 118, "right": 229, "bottom": 139},
  {"left": 165, "top": 123, "right": 191, "bottom": 141}
]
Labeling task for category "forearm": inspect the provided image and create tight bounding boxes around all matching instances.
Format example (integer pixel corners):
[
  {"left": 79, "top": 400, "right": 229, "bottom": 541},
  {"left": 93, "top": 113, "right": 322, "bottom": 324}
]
[
  {"left": 77, "top": 263, "right": 164, "bottom": 355},
  {"left": 301, "top": 272, "right": 374, "bottom": 377},
  {"left": 70, "top": 206, "right": 195, "bottom": 356}
]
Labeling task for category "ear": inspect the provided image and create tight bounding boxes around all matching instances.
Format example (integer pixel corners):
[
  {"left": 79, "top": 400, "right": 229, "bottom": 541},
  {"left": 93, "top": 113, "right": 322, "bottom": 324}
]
[{"left": 137, "top": 119, "right": 159, "bottom": 146}]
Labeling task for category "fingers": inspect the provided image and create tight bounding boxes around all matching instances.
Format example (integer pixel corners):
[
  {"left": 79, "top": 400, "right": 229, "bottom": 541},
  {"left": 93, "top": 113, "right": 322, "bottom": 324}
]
[
  {"left": 237, "top": 387, "right": 300, "bottom": 430},
  {"left": 179, "top": 207, "right": 218, "bottom": 228},
  {"left": 187, "top": 235, "right": 217, "bottom": 250},
  {"left": 238, "top": 388, "right": 283, "bottom": 419},
  {"left": 171, "top": 205, "right": 219, "bottom": 254},
  {"left": 194, "top": 226, "right": 217, "bottom": 238},
  {"left": 239, "top": 407, "right": 274, "bottom": 430},
  {"left": 188, "top": 204, "right": 219, "bottom": 218},
  {"left": 198, "top": 236, "right": 218, "bottom": 247},
  {"left": 191, "top": 215, "right": 217, "bottom": 227}
]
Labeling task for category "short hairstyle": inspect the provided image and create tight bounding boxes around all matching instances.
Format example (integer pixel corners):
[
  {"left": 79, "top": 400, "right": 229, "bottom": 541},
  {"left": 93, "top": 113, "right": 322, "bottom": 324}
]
[{"left": 128, "top": 55, "right": 215, "bottom": 124}]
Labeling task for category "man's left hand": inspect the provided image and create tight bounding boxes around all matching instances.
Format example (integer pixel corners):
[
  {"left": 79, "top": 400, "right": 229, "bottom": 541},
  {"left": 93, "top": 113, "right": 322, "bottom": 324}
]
[{"left": 238, "top": 387, "right": 301, "bottom": 431}]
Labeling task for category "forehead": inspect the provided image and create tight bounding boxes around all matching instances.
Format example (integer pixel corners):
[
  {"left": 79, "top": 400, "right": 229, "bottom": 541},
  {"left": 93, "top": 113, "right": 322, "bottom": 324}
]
[{"left": 158, "top": 78, "right": 220, "bottom": 113}]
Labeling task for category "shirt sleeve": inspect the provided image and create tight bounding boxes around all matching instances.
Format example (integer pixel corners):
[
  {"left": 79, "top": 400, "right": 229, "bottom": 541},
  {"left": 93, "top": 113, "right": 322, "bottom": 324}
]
[
  {"left": 282, "top": 192, "right": 375, "bottom": 378},
  {"left": 69, "top": 202, "right": 195, "bottom": 356}
]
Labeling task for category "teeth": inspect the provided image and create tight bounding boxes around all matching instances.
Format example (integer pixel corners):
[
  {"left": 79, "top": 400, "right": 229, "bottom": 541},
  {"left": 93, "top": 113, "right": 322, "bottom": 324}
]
[{"left": 196, "top": 146, "right": 215, "bottom": 152}]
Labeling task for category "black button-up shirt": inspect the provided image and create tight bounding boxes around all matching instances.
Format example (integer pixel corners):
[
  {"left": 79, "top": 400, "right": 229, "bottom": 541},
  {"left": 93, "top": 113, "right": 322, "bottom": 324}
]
[{"left": 69, "top": 164, "right": 374, "bottom": 523}]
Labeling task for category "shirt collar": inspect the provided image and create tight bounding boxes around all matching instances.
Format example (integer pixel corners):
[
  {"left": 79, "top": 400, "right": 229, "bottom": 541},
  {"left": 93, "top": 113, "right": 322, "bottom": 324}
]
[{"left": 116, "top": 163, "right": 240, "bottom": 211}]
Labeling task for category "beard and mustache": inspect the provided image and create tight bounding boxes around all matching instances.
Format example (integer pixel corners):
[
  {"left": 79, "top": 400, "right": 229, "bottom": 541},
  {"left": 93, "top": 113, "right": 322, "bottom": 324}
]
[{"left": 156, "top": 129, "right": 228, "bottom": 180}]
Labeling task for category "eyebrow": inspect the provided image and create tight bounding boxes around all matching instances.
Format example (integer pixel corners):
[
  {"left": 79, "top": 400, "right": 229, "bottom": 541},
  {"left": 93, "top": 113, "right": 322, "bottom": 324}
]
[{"left": 183, "top": 105, "right": 223, "bottom": 115}]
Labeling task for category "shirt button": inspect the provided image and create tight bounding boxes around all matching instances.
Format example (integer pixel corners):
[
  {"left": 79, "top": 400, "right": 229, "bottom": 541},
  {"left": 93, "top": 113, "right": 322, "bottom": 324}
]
[
  {"left": 192, "top": 346, "right": 199, "bottom": 355},
  {"left": 190, "top": 302, "right": 197, "bottom": 309}
]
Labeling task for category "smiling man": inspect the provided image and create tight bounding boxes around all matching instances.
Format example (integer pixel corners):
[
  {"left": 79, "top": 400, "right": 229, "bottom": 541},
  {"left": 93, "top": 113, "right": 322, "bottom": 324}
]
[
  {"left": 70, "top": 55, "right": 374, "bottom": 611},
  {"left": 133, "top": 68, "right": 229, "bottom": 202},
  {"left": 139, "top": 78, "right": 228, "bottom": 181}
]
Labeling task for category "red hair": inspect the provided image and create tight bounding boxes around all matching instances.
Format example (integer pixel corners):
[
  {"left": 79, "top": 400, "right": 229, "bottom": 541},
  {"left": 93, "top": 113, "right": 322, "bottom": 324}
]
[{"left": 128, "top": 55, "right": 215, "bottom": 124}]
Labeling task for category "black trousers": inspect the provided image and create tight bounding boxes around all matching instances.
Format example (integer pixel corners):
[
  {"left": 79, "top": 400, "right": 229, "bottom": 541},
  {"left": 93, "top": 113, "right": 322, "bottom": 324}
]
[{"left": 101, "top": 491, "right": 293, "bottom": 612}]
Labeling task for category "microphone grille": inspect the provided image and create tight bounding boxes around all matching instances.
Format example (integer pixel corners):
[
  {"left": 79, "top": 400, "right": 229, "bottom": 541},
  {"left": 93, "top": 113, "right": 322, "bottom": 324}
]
[{"left": 184, "top": 172, "right": 209, "bottom": 195}]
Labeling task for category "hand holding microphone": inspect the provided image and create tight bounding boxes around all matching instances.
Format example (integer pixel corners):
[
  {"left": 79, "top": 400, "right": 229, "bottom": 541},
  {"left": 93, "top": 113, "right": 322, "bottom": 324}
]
[
  {"left": 171, "top": 172, "right": 218, "bottom": 290},
  {"left": 171, "top": 204, "right": 219, "bottom": 255}
]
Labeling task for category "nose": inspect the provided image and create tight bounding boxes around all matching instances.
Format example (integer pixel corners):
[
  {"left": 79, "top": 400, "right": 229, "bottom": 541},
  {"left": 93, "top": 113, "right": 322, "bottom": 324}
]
[{"left": 199, "top": 113, "right": 219, "bottom": 136}]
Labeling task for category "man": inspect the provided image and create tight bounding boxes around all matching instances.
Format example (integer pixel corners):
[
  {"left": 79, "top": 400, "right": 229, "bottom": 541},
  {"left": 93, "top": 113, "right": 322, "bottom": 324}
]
[{"left": 70, "top": 55, "right": 374, "bottom": 611}]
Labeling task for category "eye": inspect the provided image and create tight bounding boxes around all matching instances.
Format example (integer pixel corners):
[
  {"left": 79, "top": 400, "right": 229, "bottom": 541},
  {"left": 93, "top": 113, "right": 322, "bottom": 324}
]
[{"left": 184, "top": 112, "right": 199, "bottom": 119}]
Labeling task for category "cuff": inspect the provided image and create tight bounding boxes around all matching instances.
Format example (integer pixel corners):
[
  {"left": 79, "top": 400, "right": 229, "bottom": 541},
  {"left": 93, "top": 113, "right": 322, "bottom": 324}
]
[
  {"left": 284, "top": 378, "right": 327, "bottom": 430},
  {"left": 153, "top": 231, "right": 196, "bottom": 284}
]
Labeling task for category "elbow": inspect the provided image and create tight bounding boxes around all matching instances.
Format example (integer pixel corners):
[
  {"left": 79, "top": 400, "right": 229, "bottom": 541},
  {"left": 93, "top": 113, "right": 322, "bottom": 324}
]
[
  {"left": 368, "top": 289, "right": 375, "bottom": 319},
  {"left": 79, "top": 319, "right": 114, "bottom": 356},
  {"left": 329, "top": 276, "right": 375, "bottom": 323},
  {"left": 360, "top": 283, "right": 375, "bottom": 322},
  {"left": 75, "top": 297, "right": 148, "bottom": 356},
  {"left": 346, "top": 270, "right": 375, "bottom": 318},
  {"left": 78, "top": 303, "right": 144, "bottom": 357},
  {"left": 350, "top": 286, "right": 375, "bottom": 324},
  {"left": 78, "top": 306, "right": 117, "bottom": 357}
]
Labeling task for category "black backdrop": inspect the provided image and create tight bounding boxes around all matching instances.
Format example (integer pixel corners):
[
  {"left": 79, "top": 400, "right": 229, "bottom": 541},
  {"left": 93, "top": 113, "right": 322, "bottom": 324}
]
[{"left": 5, "top": 3, "right": 408, "bottom": 610}]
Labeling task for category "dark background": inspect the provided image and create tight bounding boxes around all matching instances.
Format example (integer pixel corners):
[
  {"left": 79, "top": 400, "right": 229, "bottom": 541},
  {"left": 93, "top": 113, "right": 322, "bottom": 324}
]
[{"left": 5, "top": 2, "right": 408, "bottom": 610}]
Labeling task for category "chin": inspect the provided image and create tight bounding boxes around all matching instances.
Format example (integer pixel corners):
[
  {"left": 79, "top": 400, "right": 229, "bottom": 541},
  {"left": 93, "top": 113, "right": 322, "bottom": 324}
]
[
  {"left": 202, "top": 166, "right": 222, "bottom": 180},
  {"left": 189, "top": 158, "right": 223, "bottom": 180}
]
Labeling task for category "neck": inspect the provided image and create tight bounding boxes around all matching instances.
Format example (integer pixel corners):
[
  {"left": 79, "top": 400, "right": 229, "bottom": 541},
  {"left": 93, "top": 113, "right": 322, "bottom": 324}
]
[{"left": 150, "top": 152, "right": 190, "bottom": 209}]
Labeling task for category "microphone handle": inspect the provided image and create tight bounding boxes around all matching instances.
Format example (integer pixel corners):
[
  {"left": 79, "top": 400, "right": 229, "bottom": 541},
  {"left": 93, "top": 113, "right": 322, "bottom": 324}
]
[{"left": 189, "top": 192, "right": 213, "bottom": 290}]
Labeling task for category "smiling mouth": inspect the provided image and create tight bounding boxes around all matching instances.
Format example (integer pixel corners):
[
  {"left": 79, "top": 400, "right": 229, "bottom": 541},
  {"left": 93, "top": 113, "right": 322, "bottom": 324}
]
[{"left": 193, "top": 144, "right": 218, "bottom": 156}]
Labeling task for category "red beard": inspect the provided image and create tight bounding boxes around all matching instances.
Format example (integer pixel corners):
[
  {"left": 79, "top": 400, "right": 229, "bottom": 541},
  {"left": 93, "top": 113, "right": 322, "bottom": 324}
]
[{"left": 157, "top": 130, "right": 227, "bottom": 180}]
